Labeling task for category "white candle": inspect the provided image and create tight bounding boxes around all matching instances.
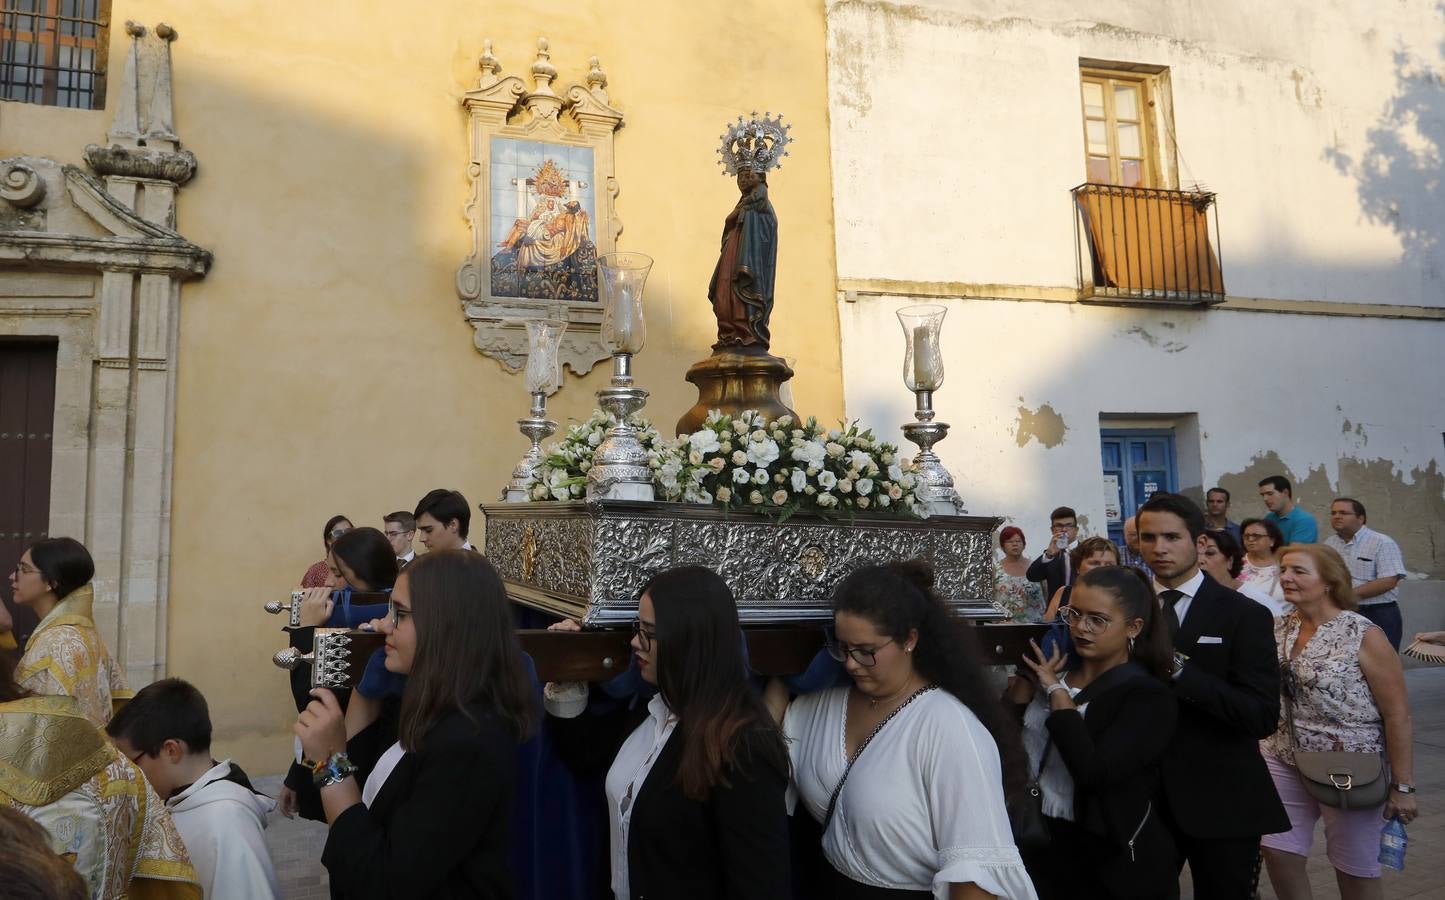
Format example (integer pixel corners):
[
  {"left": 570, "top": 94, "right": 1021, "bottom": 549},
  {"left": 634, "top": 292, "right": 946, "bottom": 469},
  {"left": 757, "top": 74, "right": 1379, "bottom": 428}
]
[{"left": 912, "top": 325, "right": 939, "bottom": 389}]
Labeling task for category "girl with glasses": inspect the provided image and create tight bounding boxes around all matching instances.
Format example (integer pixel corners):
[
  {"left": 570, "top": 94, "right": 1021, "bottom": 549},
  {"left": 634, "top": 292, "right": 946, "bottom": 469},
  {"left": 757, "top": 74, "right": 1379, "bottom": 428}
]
[
  {"left": 280, "top": 526, "right": 399, "bottom": 822},
  {"left": 544, "top": 565, "right": 791, "bottom": 900},
  {"left": 780, "top": 561, "right": 1036, "bottom": 899},
  {"left": 293, "top": 550, "right": 533, "bottom": 899},
  {"left": 9, "top": 537, "right": 131, "bottom": 728},
  {"left": 301, "top": 514, "right": 354, "bottom": 588},
  {"left": 1009, "top": 566, "right": 1179, "bottom": 899}
]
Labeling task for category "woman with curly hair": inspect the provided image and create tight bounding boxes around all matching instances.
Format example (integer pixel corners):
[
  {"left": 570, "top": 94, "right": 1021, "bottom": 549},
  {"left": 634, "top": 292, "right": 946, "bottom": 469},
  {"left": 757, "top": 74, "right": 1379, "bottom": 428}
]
[{"left": 782, "top": 561, "right": 1037, "bottom": 899}]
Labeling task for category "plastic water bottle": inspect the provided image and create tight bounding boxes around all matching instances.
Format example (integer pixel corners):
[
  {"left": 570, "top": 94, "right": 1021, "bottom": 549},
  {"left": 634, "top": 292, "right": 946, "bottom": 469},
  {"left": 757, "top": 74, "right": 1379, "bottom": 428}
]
[{"left": 1379, "top": 817, "right": 1407, "bottom": 870}]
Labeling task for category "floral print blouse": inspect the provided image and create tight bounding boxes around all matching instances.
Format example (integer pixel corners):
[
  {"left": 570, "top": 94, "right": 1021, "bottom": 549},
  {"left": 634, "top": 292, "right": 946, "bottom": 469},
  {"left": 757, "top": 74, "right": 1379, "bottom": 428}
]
[
  {"left": 994, "top": 571, "right": 1047, "bottom": 623},
  {"left": 1264, "top": 611, "right": 1384, "bottom": 766}
]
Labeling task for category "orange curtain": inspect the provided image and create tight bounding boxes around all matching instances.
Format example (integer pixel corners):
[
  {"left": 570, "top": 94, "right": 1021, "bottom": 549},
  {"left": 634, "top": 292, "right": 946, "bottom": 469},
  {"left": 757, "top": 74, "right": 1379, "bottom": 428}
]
[{"left": 1077, "top": 190, "right": 1224, "bottom": 295}]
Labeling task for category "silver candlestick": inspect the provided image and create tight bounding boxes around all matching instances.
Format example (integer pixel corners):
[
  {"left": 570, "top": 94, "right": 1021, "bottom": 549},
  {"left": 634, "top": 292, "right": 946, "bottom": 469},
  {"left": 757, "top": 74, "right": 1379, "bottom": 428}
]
[
  {"left": 587, "top": 252, "right": 656, "bottom": 501},
  {"left": 898, "top": 304, "right": 965, "bottom": 515},
  {"left": 504, "top": 391, "right": 557, "bottom": 502},
  {"left": 504, "top": 317, "right": 566, "bottom": 502}
]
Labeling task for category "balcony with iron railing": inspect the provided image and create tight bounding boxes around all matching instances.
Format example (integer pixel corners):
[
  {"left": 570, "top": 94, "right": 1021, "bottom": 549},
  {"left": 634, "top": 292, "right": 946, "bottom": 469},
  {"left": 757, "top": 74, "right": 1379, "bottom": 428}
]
[{"left": 1072, "top": 183, "right": 1225, "bottom": 305}]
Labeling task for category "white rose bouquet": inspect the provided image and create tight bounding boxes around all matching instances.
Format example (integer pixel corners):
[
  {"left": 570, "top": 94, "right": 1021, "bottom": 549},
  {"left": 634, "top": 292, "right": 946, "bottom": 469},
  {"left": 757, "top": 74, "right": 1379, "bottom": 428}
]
[
  {"left": 671, "top": 409, "right": 923, "bottom": 519},
  {"left": 525, "top": 410, "right": 678, "bottom": 501}
]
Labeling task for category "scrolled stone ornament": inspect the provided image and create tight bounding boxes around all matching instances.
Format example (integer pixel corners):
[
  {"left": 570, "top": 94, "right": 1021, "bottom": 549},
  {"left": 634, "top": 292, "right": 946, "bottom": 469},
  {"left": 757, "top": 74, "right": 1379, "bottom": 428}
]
[{"left": 0, "top": 160, "right": 46, "bottom": 208}]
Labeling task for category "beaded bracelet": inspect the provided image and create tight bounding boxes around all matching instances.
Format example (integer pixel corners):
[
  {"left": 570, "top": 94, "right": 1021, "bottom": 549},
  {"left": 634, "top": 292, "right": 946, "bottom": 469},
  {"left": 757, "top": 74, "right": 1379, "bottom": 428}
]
[{"left": 311, "top": 751, "right": 357, "bottom": 788}]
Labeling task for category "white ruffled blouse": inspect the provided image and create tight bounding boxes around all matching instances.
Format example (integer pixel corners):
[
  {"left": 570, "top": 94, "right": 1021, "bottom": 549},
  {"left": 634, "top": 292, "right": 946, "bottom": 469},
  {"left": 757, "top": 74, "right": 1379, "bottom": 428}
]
[{"left": 784, "top": 686, "right": 1038, "bottom": 899}]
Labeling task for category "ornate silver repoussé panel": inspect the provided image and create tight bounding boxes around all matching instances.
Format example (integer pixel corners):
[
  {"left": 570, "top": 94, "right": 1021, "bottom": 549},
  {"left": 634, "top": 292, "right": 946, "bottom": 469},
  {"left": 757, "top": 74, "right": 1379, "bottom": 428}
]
[{"left": 481, "top": 500, "right": 1004, "bottom": 626}]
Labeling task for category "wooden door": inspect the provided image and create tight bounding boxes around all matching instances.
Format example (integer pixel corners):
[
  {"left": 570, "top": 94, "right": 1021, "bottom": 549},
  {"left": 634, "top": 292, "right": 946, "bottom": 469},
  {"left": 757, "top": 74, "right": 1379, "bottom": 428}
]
[{"left": 0, "top": 338, "right": 57, "bottom": 649}]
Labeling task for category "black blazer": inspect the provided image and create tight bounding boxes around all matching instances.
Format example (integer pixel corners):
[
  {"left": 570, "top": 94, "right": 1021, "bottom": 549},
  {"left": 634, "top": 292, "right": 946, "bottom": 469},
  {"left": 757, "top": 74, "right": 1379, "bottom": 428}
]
[
  {"left": 1026, "top": 551, "right": 1069, "bottom": 601},
  {"left": 1045, "top": 665, "right": 1179, "bottom": 898},
  {"left": 322, "top": 703, "right": 517, "bottom": 899},
  {"left": 549, "top": 698, "right": 791, "bottom": 900},
  {"left": 1162, "top": 574, "right": 1289, "bottom": 839}
]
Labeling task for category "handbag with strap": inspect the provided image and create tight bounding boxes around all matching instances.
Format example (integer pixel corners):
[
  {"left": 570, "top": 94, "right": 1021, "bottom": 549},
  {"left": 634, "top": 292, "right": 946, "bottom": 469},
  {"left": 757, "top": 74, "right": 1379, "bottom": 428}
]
[
  {"left": 1009, "top": 736, "right": 1053, "bottom": 851},
  {"left": 1281, "top": 648, "right": 1389, "bottom": 810}
]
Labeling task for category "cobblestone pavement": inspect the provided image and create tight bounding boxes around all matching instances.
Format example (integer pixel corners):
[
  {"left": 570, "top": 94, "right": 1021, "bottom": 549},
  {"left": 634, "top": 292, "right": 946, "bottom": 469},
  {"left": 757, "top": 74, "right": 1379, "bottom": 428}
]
[{"left": 258, "top": 667, "right": 1445, "bottom": 900}]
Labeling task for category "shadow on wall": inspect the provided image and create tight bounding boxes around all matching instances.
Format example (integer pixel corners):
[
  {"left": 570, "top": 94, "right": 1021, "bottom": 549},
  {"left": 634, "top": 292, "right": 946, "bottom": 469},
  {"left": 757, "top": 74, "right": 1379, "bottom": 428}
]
[
  {"left": 1324, "top": 3, "right": 1445, "bottom": 289},
  {"left": 1215, "top": 451, "right": 1445, "bottom": 578}
]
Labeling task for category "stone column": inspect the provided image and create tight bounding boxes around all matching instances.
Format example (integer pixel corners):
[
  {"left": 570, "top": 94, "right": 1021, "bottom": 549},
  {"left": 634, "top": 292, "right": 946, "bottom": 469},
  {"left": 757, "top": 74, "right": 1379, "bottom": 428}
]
[{"left": 90, "top": 269, "right": 134, "bottom": 654}]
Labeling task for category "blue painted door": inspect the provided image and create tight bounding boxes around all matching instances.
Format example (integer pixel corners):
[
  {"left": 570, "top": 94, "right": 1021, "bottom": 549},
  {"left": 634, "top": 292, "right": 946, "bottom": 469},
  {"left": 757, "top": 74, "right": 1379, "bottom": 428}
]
[{"left": 1100, "top": 429, "right": 1177, "bottom": 547}]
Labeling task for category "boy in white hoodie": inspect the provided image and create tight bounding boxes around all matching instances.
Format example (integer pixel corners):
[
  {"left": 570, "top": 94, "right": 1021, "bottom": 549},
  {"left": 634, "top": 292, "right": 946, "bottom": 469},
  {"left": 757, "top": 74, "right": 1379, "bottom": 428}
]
[{"left": 107, "top": 678, "right": 281, "bottom": 900}]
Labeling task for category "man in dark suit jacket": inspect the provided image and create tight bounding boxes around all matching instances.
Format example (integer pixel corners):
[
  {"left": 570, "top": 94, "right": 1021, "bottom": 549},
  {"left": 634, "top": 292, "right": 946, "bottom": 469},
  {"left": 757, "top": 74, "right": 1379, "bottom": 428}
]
[
  {"left": 1025, "top": 505, "right": 1080, "bottom": 600},
  {"left": 1138, "top": 492, "right": 1288, "bottom": 899}
]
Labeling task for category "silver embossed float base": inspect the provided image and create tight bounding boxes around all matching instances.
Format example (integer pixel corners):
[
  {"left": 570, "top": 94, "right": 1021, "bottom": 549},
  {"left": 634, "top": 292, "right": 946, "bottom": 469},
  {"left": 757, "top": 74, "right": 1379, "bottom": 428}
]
[{"left": 481, "top": 500, "right": 1004, "bottom": 626}]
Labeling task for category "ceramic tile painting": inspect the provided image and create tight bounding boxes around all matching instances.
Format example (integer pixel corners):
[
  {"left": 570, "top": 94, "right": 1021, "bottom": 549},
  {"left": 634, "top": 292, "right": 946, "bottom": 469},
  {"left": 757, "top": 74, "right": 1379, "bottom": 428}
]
[{"left": 489, "top": 137, "right": 599, "bottom": 302}]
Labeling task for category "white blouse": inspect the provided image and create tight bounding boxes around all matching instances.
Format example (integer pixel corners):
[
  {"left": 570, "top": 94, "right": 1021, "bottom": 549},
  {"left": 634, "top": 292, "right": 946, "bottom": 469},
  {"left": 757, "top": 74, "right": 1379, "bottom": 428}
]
[
  {"left": 604, "top": 694, "right": 678, "bottom": 900},
  {"left": 362, "top": 741, "right": 406, "bottom": 808},
  {"left": 785, "top": 687, "right": 1038, "bottom": 900},
  {"left": 1021, "top": 678, "right": 1085, "bottom": 820}
]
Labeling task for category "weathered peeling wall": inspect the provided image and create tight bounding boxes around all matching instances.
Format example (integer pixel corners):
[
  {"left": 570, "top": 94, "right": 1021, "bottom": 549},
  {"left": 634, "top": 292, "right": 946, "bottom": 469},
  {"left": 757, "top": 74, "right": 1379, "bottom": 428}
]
[
  {"left": 839, "top": 295, "right": 1445, "bottom": 576},
  {"left": 826, "top": 0, "right": 1445, "bottom": 306}
]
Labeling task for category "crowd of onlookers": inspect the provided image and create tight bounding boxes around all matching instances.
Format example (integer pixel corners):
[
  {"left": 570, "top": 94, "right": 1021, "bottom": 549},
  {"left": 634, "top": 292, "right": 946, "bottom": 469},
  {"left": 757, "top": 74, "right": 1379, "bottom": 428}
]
[{"left": 1, "top": 476, "right": 1439, "bottom": 900}]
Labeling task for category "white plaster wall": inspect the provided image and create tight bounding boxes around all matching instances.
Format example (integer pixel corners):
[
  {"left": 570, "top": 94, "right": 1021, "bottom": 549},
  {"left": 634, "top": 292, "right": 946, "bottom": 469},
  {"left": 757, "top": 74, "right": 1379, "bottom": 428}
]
[
  {"left": 838, "top": 296, "right": 1445, "bottom": 561},
  {"left": 826, "top": 0, "right": 1445, "bottom": 305}
]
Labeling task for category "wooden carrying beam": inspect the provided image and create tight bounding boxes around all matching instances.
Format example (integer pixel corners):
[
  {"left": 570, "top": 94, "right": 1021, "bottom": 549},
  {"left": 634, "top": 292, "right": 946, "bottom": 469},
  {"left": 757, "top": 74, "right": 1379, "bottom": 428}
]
[{"left": 517, "top": 623, "right": 1046, "bottom": 683}]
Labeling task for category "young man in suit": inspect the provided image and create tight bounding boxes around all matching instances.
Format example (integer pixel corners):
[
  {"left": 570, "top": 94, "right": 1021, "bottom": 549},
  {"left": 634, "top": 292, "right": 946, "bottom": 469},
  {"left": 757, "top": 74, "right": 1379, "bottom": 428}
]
[
  {"left": 1138, "top": 492, "right": 1288, "bottom": 899},
  {"left": 382, "top": 511, "right": 417, "bottom": 569},
  {"left": 1026, "top": 505, "right": 1080, "bottom": 600}
]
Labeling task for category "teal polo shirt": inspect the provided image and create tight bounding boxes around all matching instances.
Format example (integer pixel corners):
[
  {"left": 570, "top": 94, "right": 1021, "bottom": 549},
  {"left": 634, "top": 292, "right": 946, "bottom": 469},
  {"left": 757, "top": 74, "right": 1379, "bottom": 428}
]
[{"left": 1266, "top": 505, "right": 1319, "bottom": 544}]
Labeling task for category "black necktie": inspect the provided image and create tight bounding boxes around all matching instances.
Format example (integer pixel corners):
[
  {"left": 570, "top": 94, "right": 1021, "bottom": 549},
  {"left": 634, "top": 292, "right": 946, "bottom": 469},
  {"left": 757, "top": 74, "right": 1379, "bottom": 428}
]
[{"left": 1161, "top": 589, "right": 1184, "bottom": 637}]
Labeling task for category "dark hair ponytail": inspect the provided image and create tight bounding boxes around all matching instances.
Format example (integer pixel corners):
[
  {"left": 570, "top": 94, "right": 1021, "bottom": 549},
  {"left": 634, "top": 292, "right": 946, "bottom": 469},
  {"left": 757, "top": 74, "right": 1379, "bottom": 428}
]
[
  {"left": 832, "top": 561, "right": 1027, "bottom": 798},
  {"left": 1076, "top": 565, "right": 1173, "bottom": 680},
  {"left": 27, "top": 537, "right": 94, "bottom": 601},
  {"left": 330, "top": 527, "right": 399, "bottom": 591}
]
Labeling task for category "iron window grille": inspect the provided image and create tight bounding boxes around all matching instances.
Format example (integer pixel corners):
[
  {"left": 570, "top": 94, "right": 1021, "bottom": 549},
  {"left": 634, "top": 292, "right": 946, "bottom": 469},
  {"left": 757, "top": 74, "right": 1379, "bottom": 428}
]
[{"left": 0, "top": 0, "right": 109, "bottom": 110}]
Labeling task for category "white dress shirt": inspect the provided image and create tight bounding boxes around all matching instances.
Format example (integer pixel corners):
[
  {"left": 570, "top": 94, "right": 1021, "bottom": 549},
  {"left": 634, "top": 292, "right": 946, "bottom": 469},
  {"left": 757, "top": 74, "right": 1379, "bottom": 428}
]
[
  {"left": 1154, "top": 569, "right": 1206, "bottom": 625},
  {"left": 362, "top": 741, "right": 407, "bottom": 808},
  {"left": 604, "top": 694, "right": 678, "bottom": 900},
  {"left": 1325, "top": 526, "right": 1406, "bottom": 607}
]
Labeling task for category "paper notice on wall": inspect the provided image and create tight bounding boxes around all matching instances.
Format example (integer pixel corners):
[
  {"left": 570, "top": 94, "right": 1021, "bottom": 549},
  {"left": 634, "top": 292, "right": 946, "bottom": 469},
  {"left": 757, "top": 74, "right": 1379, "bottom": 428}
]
[{"left": 1103, "top": 474, "right": 1122, "bottom": 523}]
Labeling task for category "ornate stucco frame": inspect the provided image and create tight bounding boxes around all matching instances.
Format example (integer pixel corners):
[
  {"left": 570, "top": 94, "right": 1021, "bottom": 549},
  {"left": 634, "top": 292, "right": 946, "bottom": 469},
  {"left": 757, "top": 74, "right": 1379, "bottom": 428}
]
[{"left": 456, "top": 39, "right": 624, "bottom": 380}]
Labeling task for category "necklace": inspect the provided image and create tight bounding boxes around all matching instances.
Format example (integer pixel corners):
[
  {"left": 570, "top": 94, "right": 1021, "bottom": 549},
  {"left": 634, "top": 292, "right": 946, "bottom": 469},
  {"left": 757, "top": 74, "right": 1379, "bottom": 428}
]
[{"left": 864, "top": 679, "right": 918, "bottom": 710}]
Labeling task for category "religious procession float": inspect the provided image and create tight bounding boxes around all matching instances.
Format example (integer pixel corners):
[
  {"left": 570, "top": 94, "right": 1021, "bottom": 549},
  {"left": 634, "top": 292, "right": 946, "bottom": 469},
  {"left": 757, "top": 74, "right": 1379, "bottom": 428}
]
[{"left": 269, "top": 53, "right": 1043, "bottom": 686}]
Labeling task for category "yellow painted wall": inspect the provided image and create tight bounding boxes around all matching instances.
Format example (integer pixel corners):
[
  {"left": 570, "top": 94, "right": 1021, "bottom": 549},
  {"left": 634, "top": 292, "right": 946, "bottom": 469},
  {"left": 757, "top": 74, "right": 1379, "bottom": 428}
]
[{"left": 0, "top": 0, "right": 840, "bottom": 770}]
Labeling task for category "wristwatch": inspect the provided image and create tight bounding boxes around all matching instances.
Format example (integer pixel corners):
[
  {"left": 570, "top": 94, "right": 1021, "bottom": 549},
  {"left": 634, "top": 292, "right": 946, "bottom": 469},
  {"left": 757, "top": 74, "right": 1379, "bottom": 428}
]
[{"left": 1391, "top": 783, "right": 1416, "bottom": 794}]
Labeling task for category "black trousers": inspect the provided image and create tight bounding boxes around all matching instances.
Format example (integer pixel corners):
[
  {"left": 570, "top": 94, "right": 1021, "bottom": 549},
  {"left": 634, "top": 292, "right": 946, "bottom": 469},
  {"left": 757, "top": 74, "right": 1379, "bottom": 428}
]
[{"left": 1172, "top": 830, "right": 1262, "bottom": 900}]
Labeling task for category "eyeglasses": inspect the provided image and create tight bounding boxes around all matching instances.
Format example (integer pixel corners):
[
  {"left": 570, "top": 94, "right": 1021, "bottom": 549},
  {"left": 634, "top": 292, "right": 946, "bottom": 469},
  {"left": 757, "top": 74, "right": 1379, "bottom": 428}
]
[
  {"left": 825, "top": 638, "right": 894, "bottom": 667},
  {"left": 12, "top": 562, "right": 39, "bottom": 576},
  {"left": 1243, "top": 533, "right": 1270, "bottom": 543},
  {"left": 329, "top": 527, "right": 351, "bottom": 540},
  {"left": 630, "top": 618, "right": 657, "bottom": 651},
  {"left": 388, "top": 601, "right": 412, "bottom": 628},
  {"left": 1059, "top": 606, "right": 1114, "bottom": 633},
  {"left": 384, "top": 530, "right": 413, "bottom": 539}
]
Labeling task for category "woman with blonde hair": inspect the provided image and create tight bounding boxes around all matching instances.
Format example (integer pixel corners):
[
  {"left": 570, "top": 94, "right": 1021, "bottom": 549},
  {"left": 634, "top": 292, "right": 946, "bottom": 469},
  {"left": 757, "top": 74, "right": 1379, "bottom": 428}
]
[{"left": 1261, "top": 544, "right": 1415, "bottom": 900}]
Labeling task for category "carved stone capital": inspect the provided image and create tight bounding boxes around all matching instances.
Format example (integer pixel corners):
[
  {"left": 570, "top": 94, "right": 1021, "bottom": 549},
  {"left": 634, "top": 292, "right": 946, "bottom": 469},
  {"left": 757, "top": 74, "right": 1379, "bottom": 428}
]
[{"left": 84, "top": 145, "right": 197, "bottom": 185}]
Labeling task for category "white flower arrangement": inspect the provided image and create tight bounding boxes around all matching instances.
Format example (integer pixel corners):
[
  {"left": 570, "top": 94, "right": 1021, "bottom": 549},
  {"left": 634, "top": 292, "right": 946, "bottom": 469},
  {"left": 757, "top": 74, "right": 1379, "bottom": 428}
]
[
  {"left": 526, "top": 410, "right": 677, "bottom": 502},
  {"left": 522, "top": 408, "right": 923, "bottom": 519},
  {"left": 670, "top": 410, "right": 924, "bottom": 519}
]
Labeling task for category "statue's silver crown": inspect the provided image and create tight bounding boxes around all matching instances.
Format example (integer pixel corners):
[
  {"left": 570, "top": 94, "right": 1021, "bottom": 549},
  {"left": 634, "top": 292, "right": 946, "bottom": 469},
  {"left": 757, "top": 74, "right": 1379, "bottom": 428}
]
[{"left": 716, "top": 111, "right": 793, "bottom": 176}]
